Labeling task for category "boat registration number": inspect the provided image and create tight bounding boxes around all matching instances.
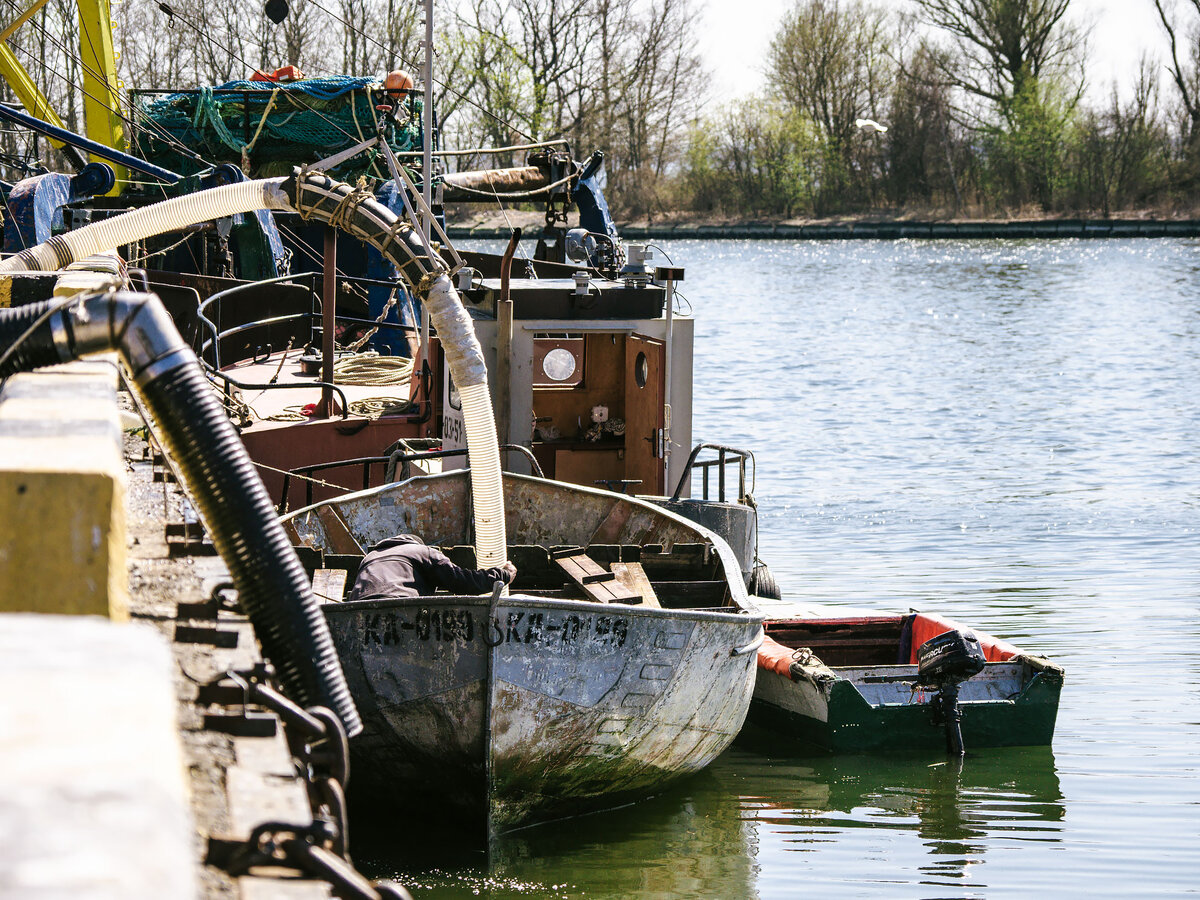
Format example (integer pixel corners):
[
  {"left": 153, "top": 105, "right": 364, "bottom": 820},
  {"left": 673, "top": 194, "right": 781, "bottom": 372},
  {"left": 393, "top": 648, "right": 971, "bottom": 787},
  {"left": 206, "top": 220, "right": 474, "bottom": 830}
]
[{"left": 360, "top": 608, "right": 630, "bottom": 649}]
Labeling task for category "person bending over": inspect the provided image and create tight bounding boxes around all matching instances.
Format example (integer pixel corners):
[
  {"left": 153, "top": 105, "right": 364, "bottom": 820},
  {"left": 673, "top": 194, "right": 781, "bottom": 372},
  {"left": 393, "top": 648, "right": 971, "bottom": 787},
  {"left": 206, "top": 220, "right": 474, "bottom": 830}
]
[{"left": 347, "top": 534, "right": 517, "bottom": 602}]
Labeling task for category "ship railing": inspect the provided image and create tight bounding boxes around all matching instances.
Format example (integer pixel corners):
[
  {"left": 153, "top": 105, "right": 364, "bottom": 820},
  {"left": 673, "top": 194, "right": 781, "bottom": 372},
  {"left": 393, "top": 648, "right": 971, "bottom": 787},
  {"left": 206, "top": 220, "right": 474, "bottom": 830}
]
[
  {"left": 669, "top": 443, "right": 756, "bottom": 505},
  {"left": 196, "top": 272, "right": 415, "bottom": 368},
  {"left": 195, "top": 271, "right": 420, "bottom": 414}
]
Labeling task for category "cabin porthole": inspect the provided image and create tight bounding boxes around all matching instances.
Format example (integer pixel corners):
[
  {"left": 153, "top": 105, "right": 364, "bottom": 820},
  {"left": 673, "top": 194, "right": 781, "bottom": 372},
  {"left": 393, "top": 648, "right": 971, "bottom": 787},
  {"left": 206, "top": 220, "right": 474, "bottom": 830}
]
[
  {"left": 542, "top": 348, "right": 577, "bottom": 382},
  {"left": 635, "top": 352, "right": 648, "bottom": 387}
]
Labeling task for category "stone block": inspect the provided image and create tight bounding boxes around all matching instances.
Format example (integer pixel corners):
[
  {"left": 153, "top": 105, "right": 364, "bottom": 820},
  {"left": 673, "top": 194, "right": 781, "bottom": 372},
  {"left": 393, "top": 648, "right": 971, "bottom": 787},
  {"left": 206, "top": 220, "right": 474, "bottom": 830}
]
[
  {"left": 0, "top": 614, "right": 196, "bottom": 899},
  {"left": 0, "top": 361, "right": 127, "bottom": 619}
]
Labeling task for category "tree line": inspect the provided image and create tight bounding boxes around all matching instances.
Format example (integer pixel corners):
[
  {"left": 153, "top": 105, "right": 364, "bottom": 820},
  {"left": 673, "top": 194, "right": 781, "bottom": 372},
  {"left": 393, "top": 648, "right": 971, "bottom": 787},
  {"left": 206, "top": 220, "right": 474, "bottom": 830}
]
[
  {"left": 687, "top": 0, "right": 1197, "bottom": 221},
  {"left": 1, "top": 0, "right": 1199, "bottom": 220}
]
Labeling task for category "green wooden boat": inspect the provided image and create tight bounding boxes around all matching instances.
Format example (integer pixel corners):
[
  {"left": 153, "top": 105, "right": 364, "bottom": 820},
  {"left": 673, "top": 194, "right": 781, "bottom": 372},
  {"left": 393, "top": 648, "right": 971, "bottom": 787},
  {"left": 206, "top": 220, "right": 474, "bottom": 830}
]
[{"left": 747, "top": 603, "right": 1064, "bottom": 755}]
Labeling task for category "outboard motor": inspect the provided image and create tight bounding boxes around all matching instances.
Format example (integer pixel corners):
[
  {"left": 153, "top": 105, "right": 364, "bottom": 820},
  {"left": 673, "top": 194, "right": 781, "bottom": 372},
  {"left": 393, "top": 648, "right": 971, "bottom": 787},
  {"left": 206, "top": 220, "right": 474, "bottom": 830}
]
[{"left": 917, "top": 629, "right": 987, "bottom": 756}]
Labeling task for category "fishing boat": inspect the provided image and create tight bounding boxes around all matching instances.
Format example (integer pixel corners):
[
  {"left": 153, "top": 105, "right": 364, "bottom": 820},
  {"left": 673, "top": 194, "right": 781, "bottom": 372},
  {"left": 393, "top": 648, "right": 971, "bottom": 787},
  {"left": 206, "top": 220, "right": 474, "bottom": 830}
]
[
  {"left": 280, "top": 470, "right": 763, "bottom": 838},
  {"left": 747, "top": 598, "right": 1064, "bottom": 755},
  {"left": 0, "top": 0, "right": 777, "bottom": 839}
]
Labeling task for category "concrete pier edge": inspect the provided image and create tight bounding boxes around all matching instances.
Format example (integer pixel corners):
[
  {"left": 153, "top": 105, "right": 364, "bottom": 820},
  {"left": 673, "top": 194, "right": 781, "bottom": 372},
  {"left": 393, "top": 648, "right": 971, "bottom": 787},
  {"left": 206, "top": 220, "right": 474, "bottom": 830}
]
[{"left": 447, "top": 218, "right": 1200, "bottom": 241}]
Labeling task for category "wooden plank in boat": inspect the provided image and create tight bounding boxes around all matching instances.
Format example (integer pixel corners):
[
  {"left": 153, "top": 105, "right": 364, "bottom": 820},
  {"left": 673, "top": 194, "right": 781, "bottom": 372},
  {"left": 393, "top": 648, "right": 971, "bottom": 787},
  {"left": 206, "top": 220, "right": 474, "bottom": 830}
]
[
  {"left": 281, "top": 518, "right": 306, "bottom": 546},
  {"left": 611, "top": 562, "right": 659, "bottom": 608},
  {"left": 312, "top": 569, "right": 348, "bottom": 603},
  {"left": 552, "top": 549, "right": 641, "bottom": 604},
  {"left": 316, "top": 506, "right": 364, "bottom": 556}
]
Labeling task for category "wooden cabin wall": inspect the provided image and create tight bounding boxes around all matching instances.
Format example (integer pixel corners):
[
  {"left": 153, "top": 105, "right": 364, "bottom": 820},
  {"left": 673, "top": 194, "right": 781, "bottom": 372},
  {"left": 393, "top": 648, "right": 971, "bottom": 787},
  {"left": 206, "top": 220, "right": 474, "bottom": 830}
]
[{"left": 532, "top": 334, "right": 626, "bottom": 439}]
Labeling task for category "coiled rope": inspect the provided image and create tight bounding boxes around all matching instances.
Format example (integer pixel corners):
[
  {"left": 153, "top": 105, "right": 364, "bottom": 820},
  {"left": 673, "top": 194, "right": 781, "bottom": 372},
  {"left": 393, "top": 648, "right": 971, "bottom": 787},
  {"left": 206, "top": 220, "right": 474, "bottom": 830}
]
[{"left": 332, "top": 351, "right": 413, "bottom": 386}]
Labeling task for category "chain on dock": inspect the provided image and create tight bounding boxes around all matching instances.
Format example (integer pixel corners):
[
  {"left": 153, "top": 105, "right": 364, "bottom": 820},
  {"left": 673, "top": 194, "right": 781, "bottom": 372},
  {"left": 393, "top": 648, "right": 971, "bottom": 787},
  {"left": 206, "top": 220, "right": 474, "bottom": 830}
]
[{"left": 203, "top": 658, "right": 412, "bottom": 900}]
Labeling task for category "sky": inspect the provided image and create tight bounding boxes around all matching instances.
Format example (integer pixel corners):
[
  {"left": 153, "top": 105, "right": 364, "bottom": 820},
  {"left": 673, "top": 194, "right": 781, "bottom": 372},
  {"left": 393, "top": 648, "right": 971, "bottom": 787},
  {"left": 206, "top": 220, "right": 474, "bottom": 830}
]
[{"left": 697, "top": 0, "right": 1170, "bottom": 108}]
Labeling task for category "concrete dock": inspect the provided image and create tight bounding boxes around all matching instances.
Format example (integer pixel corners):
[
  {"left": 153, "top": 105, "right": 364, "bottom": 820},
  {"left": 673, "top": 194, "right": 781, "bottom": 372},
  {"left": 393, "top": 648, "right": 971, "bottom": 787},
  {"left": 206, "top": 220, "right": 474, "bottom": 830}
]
[{"left": 0, "top": 360, "right": 398, "bottom": 898}]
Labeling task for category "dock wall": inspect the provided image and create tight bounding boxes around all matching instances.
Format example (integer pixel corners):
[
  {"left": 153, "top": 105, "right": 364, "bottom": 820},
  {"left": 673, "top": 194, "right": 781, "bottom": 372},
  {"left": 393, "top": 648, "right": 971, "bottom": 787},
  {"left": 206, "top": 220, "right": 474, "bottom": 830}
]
[{"left": 0, "top": 360, "right": 335, "bottom": 897}]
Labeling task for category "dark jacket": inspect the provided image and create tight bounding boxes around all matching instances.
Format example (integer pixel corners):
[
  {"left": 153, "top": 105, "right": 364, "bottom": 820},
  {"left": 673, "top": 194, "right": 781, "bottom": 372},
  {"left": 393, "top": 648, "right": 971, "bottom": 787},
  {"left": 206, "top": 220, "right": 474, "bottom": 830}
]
[{"left": 347, "top": 534, "right": 512, "bottom": 602}]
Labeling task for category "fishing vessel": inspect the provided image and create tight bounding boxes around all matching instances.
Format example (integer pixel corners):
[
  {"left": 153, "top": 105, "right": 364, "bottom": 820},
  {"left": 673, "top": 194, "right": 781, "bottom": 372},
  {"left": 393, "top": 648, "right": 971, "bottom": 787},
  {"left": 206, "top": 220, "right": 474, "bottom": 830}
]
[{"left": 281, "top": 470, "right": 763, "bottom": 838}]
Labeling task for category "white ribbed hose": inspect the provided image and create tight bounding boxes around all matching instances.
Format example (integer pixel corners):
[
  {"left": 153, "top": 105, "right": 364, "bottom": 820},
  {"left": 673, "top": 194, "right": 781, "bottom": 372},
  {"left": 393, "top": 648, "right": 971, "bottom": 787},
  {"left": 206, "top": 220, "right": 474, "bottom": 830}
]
[
  {"left": 0, "top": 180, "right": 291, "bottom": 273},
  {"left": 0, "top": 176, "right": 507, "bottom": 566},
  {"left": 423, "top": 276, "right": 506, "bottom": 566}
]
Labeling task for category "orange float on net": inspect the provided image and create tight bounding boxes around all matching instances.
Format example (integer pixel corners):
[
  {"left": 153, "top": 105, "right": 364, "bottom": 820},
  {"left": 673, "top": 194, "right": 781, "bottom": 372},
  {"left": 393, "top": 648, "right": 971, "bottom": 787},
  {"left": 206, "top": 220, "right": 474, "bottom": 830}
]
[{"left": 384, "top": 69, "right": 414, "bottom": 97}]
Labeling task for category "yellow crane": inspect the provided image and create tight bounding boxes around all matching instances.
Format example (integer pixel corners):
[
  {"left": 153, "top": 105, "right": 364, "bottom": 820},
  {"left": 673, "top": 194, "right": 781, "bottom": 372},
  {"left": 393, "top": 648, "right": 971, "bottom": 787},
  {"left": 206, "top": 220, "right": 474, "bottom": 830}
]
[{"left": 0, "top": 0, "right": 126, "bottom": 190}]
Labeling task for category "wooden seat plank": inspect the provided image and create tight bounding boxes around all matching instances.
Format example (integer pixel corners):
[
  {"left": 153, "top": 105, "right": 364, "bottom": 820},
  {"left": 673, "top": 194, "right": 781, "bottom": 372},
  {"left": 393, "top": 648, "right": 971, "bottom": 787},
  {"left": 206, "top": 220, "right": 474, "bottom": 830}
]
[
  {"left": 611, "top": 562, "right": 658, "bottom": 608},
  {"left": 312, "top": 569, "right": 348, "bottom": 603},
  {"left": 554, "top": 550, "right": 641, "bottom": 604}
]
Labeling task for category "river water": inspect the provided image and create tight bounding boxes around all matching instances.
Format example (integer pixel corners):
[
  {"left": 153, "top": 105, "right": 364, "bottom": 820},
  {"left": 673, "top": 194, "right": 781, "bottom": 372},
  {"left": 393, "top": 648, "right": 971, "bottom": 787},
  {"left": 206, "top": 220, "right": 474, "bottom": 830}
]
[{"left": 367, "top": 238, "right": 1200, "bottom": 898}]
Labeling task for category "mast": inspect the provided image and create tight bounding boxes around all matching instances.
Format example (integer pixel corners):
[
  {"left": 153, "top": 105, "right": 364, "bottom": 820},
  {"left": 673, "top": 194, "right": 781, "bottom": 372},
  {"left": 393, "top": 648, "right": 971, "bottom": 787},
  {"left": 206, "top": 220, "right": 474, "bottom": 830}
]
[
  {"left": 420, "top": 0, "right": 433, "bottom": 373},
  {"left": 421, "top": 0, "right": 433, "bottom": 243}
]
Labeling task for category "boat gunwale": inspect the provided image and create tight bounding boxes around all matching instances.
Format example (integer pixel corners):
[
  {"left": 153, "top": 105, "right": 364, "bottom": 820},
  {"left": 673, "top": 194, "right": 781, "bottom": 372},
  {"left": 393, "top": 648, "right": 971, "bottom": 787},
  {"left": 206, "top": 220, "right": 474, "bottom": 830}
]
[
  {"left": 324, "top": 591, "right": 764, "bottom": 626},
  {"left": 286, "top": 469, "right": 764, "bottom": 618}
]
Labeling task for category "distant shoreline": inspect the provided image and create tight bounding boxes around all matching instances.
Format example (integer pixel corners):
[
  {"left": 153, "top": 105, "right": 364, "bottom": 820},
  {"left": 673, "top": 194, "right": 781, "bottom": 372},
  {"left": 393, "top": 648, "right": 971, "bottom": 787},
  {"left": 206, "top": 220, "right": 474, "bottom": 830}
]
[{"left": 447, "top": 217, "right": 1200, "bottom": 240}]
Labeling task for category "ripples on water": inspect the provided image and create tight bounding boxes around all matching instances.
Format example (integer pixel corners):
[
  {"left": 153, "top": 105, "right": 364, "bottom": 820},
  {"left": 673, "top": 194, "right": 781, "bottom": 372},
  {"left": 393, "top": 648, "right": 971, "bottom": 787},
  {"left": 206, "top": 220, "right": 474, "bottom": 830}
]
[{"left": 369, "top": 239, "right": 1200, "bottom": 898}]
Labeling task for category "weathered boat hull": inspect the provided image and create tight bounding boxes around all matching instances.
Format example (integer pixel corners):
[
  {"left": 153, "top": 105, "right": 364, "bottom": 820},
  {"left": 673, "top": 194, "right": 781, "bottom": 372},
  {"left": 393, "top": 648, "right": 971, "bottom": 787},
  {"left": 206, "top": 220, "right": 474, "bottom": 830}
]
[
  {"left": 286, "top": 471, "right": 763, "bottom": 837},
  {"left": 325, "top": 594, "right": 759, "bottom": 835},
  {"left": 747, "top": 612, "right": 1064, "bottom": 755}
]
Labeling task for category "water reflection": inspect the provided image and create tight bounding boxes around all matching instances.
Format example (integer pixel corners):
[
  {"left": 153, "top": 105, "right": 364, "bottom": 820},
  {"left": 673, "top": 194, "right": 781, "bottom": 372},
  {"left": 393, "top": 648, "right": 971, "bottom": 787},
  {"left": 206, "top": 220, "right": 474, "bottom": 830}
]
[
  {"left": 356, "top": 764, "right": 758, "bottom": 899},
  {"left": 727, "top": 745, "right": 1063, "bottom": 896},
  {"left": 358, "top": 745, "right": 1062, "bottom": 899}
]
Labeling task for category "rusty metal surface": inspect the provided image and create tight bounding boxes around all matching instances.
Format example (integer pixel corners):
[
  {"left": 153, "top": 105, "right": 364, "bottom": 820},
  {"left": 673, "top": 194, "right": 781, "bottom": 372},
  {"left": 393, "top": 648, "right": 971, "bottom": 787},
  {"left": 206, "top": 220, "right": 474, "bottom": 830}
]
[
  {"left": 487, "top": 599, "right": 759, "bottom": 831},
  {"left": 322, "top": 591, "right": 759, "bottom": 835}
]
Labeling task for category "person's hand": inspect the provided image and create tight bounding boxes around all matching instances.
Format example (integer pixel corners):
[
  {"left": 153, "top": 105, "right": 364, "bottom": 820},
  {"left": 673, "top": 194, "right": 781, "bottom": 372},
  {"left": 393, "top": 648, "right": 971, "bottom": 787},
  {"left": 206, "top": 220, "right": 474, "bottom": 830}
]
[{"left": 500, "top": 561, "right": 518, "bottom": 583}]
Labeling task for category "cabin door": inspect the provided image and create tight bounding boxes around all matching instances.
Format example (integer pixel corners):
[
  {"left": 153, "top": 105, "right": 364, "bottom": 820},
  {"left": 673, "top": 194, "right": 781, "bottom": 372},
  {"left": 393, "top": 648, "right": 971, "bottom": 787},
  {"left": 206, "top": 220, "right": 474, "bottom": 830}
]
[{"left": 623, "top": 333, "right": 666, "bottom": 494}]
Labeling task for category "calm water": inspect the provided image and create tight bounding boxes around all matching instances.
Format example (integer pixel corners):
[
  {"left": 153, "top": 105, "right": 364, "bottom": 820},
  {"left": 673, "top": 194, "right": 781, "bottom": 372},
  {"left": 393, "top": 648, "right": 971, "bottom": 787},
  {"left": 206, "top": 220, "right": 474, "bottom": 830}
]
[{"left": 366, "top": 239, "right": 1200, "bottom": 897}]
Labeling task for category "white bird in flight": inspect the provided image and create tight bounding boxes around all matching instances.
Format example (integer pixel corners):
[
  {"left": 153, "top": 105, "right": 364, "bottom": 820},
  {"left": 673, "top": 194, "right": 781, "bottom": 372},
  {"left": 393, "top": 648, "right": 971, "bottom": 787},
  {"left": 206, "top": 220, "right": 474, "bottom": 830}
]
[{"left": 855, "top": 118, "right": 888, "bottom": 133}]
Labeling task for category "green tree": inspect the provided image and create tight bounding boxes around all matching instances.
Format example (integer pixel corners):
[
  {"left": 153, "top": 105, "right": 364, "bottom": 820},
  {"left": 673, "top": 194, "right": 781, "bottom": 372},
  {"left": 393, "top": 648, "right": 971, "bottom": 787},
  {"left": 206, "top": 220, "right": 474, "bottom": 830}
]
[
  {"left": 766, "top": 0, "right": 891, "bottom": 213},
  {"left": 911, "top": 0, "right": 1087, "bottom": 208}
]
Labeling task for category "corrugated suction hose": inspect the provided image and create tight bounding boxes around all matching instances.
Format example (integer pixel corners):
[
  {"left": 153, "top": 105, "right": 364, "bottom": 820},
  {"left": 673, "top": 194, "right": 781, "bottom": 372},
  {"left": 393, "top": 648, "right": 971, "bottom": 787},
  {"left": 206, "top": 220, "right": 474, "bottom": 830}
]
[
  {"left": 0, "top": 171, "right": 509, "bottom": 569},
  {"left": 0, "top": 293, "right": 361, "bottom": 737}
]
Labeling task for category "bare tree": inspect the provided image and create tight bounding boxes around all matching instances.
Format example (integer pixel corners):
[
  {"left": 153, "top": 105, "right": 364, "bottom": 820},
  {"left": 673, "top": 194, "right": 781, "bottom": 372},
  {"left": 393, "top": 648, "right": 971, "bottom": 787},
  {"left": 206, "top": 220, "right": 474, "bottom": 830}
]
[
  {"left": 1152, "top": 0, "right": 1200, "bottom": 145},
  {"left": 766, "top": 0, "right": 892, "bottom": 211},
  {"left": 909, "top": 0, "right": 1086, "bottom": 125}
]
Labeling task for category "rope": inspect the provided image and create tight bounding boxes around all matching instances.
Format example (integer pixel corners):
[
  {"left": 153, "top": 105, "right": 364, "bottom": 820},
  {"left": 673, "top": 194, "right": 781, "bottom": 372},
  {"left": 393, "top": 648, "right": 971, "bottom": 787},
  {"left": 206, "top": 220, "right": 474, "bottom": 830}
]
[
  {"left": 327, "top": 183, "right": 376, "bottom": 232},
  {"left": 332, "top": 352, "right": 413, "bottom": 386},
  {"left": 348, "top": 397, "right": 414, "bottom": 419},
  {"left": 347, "top": 287, "right": 399, "bottom": 352},
  {"left": 127, "top": 229, "right": 197, "bottom": 265},
  {"left": 265, "top": 405, "right": 311, "bottom": 422},
  {"left": 242, "top": 88, "right": 281, "bottom": 174}
]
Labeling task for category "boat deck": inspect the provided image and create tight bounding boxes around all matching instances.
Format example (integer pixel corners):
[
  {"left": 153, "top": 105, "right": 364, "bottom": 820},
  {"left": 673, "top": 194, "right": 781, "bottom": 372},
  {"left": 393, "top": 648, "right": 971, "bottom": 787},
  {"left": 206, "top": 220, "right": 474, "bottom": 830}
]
[{"left": 221, "top": 347, "right": 415, "bottom": 429}]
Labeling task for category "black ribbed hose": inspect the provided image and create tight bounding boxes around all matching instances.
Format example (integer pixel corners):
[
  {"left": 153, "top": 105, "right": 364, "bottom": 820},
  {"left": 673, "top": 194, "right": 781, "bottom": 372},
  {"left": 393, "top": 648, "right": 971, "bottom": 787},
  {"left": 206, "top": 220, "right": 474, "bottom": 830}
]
[
  {"left": 0, "top": 300, "right": 67, "bottom": 377},
  {"left": 0, "top": 298, "right": 362, "bottom": 737},
  {"left": 142, "top": 361, "right": 361, "bottom": 736}
]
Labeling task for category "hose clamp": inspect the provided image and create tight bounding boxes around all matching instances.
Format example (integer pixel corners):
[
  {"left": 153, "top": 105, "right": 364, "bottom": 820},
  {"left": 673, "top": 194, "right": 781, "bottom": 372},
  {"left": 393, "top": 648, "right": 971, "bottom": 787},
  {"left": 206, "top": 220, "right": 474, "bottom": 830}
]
[{"left": 133, "top": 346, "right": 194, "bottom": 388}]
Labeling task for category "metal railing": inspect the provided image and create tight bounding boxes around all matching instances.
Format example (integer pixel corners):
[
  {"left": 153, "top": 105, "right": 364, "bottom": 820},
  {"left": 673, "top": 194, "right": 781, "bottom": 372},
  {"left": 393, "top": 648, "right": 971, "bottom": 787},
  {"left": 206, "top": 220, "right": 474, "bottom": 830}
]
[
  {"left": 195, "top": 271, "right": 422, "bottom": 417},
  {"left": 669, "top": 443, "right": 756, "bottom": 504}
]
